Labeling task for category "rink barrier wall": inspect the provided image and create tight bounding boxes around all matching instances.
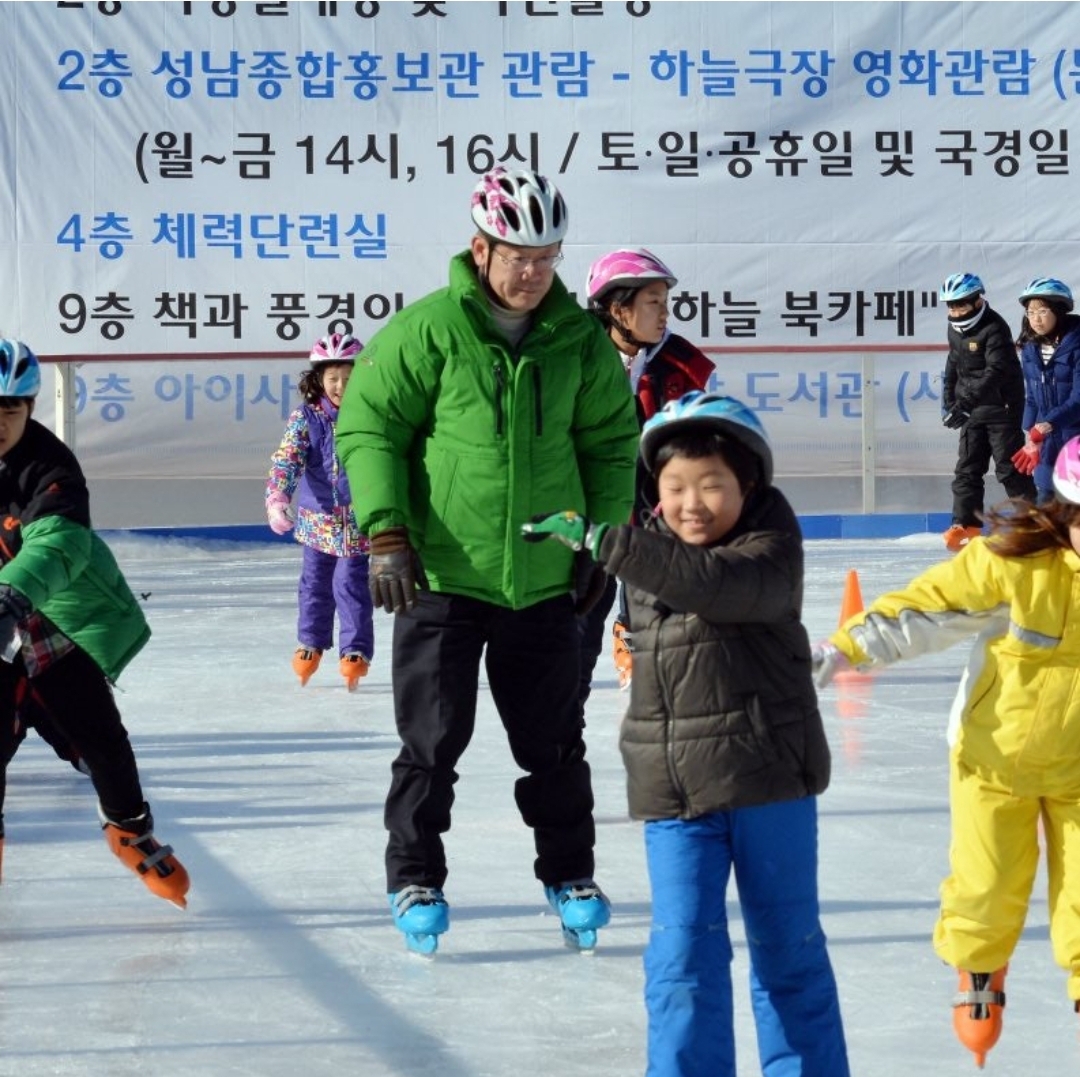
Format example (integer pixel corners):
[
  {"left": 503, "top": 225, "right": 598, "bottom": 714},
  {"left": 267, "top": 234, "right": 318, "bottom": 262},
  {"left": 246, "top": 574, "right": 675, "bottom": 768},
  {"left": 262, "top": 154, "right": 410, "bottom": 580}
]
[{"left": 102, "top": 512, "right": 957, "bottom": 546}]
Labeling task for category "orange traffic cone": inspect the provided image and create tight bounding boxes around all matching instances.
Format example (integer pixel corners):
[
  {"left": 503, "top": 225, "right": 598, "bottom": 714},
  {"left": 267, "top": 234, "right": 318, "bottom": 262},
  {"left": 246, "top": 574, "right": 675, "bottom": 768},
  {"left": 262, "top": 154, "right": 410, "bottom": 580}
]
[{"left": 838, "top": 568, "right": 864, "bottom": 628}]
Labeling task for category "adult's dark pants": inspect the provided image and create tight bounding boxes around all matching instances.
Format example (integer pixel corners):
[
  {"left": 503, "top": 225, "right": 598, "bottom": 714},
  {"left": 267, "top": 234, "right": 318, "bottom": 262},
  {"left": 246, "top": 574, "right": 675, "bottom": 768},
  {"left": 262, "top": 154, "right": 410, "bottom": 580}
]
[
  {"left": 0, "top": 647, "right": 145, "bottom": 836},
  {"left": 384, "top": 590, "right": 596, "bottom": 893},
  {"left": 951, "top": 419, "right": 1036, "bottom": 526},
  {"left": 575, "top": 572, "right": 619, "bottom": 716}
]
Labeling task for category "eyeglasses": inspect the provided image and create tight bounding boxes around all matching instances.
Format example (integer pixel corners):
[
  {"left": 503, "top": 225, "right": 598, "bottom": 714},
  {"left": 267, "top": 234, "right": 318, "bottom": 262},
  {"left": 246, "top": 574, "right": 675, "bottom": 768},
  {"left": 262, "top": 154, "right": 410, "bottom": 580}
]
[{"left": 491, "top": 249, "right": 564, "bottom": 274}]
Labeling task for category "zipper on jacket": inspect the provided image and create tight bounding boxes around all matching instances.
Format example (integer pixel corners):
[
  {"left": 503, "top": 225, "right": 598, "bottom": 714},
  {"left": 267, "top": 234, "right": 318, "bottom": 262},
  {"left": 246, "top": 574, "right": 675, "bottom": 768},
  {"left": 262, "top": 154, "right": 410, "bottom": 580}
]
[
  {"left": 656, "top": 630, "right": 691, "bottom": 813},
  {"left": 493, "top": 362, "right": 506, "bottom": 436}
]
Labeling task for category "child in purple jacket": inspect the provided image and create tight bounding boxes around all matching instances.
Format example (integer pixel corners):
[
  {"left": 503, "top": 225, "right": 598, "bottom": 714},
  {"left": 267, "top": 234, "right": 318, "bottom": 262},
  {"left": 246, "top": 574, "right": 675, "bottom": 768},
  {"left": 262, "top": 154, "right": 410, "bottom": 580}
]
[{"left": 266, "top": 333, "right": 374, "bottom": 690}]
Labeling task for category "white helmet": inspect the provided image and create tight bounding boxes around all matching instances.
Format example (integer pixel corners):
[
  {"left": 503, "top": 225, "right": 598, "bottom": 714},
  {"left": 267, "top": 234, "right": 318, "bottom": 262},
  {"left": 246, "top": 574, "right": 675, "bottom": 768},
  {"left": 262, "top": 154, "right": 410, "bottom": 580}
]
[{"left": 470, "top": 167, "right": 568, "bottom": 246}]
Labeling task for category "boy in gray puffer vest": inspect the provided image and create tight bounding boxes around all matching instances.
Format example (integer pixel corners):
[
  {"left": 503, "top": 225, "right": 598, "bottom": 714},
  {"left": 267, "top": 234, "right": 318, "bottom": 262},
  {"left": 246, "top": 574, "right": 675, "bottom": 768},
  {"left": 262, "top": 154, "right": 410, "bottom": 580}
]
[{"left": 523, "top": 390, "right": 848, "bottom": 1077}]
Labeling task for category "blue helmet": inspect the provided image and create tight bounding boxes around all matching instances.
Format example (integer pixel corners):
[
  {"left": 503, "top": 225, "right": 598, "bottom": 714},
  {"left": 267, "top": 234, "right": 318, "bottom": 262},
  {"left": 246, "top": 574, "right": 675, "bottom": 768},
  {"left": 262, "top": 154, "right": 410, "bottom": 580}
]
[
  {"left": 640, "top": 391, "right": 773, "bottom": 485},
  {"left": 939, "top": 273, "right": 984, "bottom": 304},
  {"left": 1019, "top": 277, "right": 1074, "bottom": 312},
  {"left": 0, "top": 340, "right": 41, "bottom": 398}
]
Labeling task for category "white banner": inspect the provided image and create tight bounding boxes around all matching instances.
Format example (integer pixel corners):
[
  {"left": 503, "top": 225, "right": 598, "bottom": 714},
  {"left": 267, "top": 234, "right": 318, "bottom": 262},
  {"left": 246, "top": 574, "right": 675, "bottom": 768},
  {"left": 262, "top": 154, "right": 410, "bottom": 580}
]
[{"left": 0, "top": 1, "right": 1065, "bottom": 501}]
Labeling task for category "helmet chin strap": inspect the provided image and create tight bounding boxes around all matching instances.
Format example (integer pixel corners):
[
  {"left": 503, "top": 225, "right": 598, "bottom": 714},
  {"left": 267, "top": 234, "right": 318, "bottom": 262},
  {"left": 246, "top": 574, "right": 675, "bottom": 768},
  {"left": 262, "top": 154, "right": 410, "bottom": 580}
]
[{"left": 612, "top": 317, "right": 651, "bottom": 353}]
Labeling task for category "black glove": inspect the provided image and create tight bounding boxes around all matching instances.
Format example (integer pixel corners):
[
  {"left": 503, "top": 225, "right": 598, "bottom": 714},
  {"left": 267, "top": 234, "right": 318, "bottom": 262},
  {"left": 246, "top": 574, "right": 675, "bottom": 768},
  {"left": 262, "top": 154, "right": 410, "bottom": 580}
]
[
  {"left": 0, "top": 585, "right": 32, "bottom": 663},
  {"left": 942, "top": 404, "right": 970, "bottom": 430},
  {"left": 573, "top": 553, "right": 609, "bottom": 617},
  {"left": 368, "top": 527, "right": 428, "bottom": 615}
]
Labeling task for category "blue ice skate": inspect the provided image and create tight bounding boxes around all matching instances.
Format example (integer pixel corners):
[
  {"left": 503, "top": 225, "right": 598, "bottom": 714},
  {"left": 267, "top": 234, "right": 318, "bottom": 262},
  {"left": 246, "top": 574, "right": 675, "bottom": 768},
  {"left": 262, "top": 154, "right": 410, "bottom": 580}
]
[
  {"left": 389, "top": 885, "right": 449, "bottom": 956},
  {"left": 544, "top": 880, "right": 611, "bottom": 952}
]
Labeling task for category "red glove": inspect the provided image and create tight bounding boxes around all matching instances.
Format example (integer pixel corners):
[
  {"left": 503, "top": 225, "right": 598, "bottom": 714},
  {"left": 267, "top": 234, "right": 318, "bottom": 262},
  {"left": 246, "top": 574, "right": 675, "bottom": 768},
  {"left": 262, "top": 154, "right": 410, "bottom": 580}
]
[{"left": 1011, "top": 428, "right": 1043, "bottom": 476}]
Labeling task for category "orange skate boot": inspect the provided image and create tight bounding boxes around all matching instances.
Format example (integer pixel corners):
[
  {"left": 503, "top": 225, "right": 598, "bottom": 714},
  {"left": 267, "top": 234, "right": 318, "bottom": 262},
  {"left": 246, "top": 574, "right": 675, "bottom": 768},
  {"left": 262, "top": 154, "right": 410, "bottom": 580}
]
[
  {"left": 612, "top": 620, "right": 633, "bottom": 691},
  {"left": 943, "top": 524, "right": 983, "bottom": 552},
  {"left": 291, "top": 646, "right": 322, "bottom": 686},
  {"left": 101, "top": 804, "right": 190, "bottom": 909},
  {"left": 340, "top": 652, "right": 370, "bottom": 691},
  {"left": 952, "top": 966, "right": 1007, "bottom": 1068}
]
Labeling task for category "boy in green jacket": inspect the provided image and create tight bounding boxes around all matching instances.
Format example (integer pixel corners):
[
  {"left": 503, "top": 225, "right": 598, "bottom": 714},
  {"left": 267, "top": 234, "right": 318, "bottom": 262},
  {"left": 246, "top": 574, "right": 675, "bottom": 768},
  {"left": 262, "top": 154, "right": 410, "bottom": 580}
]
[{"left": 0, "top": 339, "right": 189, "bottom": 908}]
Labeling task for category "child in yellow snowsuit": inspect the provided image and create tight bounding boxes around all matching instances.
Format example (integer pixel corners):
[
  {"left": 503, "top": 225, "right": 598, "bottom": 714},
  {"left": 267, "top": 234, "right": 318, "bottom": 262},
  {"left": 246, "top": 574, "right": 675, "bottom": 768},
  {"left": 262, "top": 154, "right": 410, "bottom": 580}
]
[{"left": 815, "top": 436, "right": 1080, "bottom": 1067}]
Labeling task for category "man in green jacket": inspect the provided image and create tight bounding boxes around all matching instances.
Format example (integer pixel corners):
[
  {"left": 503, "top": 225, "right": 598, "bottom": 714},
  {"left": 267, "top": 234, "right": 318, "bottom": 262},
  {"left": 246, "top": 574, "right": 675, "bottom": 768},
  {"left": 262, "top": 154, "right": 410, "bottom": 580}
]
[
  {"left": 0, "top": 339, "right": 189, "bottom": 908},
  {"left": 336, "top": 167, "right": 638, "bottom": 954}
]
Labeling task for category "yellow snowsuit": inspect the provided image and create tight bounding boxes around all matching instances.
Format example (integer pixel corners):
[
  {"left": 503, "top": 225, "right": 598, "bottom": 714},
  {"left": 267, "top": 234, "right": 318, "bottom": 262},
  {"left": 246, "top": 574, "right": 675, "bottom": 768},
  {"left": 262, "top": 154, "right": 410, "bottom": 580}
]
[{"left": 830, "top": 536, "right": 1080, "bottom": 1000}]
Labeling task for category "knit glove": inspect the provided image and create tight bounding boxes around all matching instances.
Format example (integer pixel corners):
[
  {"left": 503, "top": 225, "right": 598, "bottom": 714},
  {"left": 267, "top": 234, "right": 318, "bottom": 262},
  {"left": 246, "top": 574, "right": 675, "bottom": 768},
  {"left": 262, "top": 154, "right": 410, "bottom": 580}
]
[
  {"left": 0, "top": 585, "right": 32, "bottom": 663},
  {"left": 368, "top": 526, "right": 428, "bottom": 614},
  {"left": 521, "top": 511, "right": 610, "bottom": 559},
  {"left": 1010, "top": 426, "right": 1044, "bottom": 476},
  {"left": 265, "top": 491, "right": 295, "bottom": 535},
  {"left": 810, "top": 641, "right": 851, "bottom": 689}
]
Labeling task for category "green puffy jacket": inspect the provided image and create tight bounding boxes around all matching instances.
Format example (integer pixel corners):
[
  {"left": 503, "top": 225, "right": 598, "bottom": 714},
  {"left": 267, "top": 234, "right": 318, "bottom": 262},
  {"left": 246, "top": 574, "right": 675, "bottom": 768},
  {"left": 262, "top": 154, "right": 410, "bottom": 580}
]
[
  {"left": 0, "top": 420, "right": 149, "bottom": 683},
  {"left": 337, "top": 252, "right": 639, "bottom": 610}
]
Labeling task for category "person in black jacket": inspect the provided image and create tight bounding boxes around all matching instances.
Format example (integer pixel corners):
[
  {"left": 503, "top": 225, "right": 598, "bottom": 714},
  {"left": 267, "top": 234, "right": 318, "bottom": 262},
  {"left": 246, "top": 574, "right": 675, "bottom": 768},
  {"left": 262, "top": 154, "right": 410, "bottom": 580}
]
[
  {"left": 0, "top": 339, "right": 188, "bottom": 908},
  {"left": 523, "top": 391, "right": 848, "bottom": 1077},
  {"left": 939, "top": 272, "right": 1035, "bottom": 551}
]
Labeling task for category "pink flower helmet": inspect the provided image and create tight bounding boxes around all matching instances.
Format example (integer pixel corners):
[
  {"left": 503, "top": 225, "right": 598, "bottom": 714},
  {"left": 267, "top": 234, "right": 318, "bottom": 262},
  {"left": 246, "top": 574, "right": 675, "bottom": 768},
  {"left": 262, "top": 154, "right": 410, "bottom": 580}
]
[
  {"left": 585, "top": 248, "right": 678, "bottom": 308},
  {"left": 1053, "top": 435, "right": 1080, "bottom": 503},
  {"left": 310, "top": 332, "right": 362, "bottom": 366},
  {"left": 470, "top": 167, "right": 568, "bottom": 246}
]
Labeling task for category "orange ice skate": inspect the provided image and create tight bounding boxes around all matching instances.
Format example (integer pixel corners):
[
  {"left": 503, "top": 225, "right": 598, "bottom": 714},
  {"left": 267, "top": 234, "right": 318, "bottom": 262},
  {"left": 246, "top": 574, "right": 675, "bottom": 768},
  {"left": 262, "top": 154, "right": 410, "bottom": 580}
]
[
  {"left": 612, "top": 620, "right": 632, "bottom": 691},
  {"left": 340, "top": 653, "right": 370, "bottom": 691},
  {"left": 292, "top": 647, "right": 322, "bottom": 686},
  {"left": 101, "top": 805, "right": 190, "bottom": 909},
  {"left": 953, "top": 966, "right": 1007, "bottom": 1068},
  {"left": 944, "top": 524, "right": 983, "bottom": 552}
]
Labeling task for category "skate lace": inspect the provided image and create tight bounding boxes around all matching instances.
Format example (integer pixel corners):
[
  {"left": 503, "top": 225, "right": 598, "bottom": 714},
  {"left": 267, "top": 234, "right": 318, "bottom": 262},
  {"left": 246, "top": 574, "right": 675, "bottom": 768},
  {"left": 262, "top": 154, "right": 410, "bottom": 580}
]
[{"left": 392, "top": 885, "right": 445, "bottom": 915}]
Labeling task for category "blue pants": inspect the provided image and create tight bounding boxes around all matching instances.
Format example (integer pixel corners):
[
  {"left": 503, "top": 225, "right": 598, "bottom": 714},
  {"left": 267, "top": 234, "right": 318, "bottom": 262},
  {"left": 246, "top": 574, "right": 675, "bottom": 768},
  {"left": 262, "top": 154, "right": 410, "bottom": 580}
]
[
  {"left": 297, "top": 546, "right": 374, "bottom": 659},
  {"left": 644, "top": 799, "right": 849, "bottom": 1077}
]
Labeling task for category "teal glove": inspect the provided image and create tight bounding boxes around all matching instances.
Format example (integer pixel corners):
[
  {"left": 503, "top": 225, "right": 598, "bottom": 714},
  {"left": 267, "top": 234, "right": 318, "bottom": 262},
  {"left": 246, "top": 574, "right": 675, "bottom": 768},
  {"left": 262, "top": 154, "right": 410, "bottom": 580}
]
[{"left": 521, "top": 511, "right": 609, "bottom": 559}]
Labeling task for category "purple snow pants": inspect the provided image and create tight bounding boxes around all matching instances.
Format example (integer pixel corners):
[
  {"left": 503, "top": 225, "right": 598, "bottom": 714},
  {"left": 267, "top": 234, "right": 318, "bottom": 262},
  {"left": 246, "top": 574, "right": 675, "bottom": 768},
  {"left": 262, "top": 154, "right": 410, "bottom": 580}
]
[{"left": 296, "top": 546, "right": 374, "bottom": 659}]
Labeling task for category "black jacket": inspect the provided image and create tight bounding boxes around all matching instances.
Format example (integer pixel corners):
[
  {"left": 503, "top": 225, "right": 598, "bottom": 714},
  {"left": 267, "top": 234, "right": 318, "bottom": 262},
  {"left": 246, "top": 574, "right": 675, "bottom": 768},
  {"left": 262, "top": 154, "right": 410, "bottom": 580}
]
[
  {"left": 942, "top": 304, "right": 1024, "bottom": 422},
  {"left": 597, "top": 485, "right": 831, "bottom": 821}
]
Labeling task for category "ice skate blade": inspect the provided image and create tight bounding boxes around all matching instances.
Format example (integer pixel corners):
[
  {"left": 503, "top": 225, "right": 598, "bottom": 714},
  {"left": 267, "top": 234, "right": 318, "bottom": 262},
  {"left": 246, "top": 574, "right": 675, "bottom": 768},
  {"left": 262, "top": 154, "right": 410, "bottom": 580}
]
[
  {"left": 404, "top": 932, "right": 439, "bottom": 956},
  {"left": 562, "top": 926, "right": 598, "bottom": 952}
]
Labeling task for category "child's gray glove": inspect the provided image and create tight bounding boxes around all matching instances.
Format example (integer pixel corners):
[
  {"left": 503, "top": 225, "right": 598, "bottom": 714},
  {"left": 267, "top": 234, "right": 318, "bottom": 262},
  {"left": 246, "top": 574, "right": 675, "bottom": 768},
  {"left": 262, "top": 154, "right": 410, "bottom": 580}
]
[{"left": 810, "top": 641, "right": 851, "bottom": 689}]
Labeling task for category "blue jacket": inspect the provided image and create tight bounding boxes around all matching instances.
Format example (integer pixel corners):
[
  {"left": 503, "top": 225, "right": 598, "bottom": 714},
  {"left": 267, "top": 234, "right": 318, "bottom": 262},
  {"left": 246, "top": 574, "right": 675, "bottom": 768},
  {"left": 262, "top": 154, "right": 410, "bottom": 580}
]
[{"left": 1020, "top": 314, "right": 1080, "bottom": 495}]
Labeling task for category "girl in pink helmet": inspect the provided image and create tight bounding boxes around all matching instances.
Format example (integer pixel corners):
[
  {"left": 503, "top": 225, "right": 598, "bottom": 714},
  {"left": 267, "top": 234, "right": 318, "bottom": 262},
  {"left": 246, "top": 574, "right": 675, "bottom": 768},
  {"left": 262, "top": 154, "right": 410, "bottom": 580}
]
[
  {"left": 266, "top": 332, "right": 374, "bottom": 690},
  {"left": 814, "top": 437, "right": 1080, "bottom": 1066},
  {"left": 579, "top": 248, "right": 715, "bottom": 700}
]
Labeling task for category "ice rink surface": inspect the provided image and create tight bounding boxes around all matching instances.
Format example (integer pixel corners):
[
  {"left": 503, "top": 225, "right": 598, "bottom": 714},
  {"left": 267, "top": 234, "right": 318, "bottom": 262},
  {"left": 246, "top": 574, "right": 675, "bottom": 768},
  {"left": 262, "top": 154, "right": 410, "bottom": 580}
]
[{"left": 0, "top": 533, "right": 1075, "bottom": 1076}]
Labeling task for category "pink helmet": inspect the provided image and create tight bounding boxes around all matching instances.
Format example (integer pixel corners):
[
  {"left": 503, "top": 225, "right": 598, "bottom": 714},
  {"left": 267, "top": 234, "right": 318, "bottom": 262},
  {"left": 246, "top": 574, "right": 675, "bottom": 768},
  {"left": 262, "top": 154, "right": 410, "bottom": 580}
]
[
  {"left": 1053, "top": 436, "right": 1080, "bottom": 503},
  {"left": 310, "top": 332, "right": 362, "bottom": 366},
  {"left": 586, "top": 248, "right": 678, "bottom": 307}
]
